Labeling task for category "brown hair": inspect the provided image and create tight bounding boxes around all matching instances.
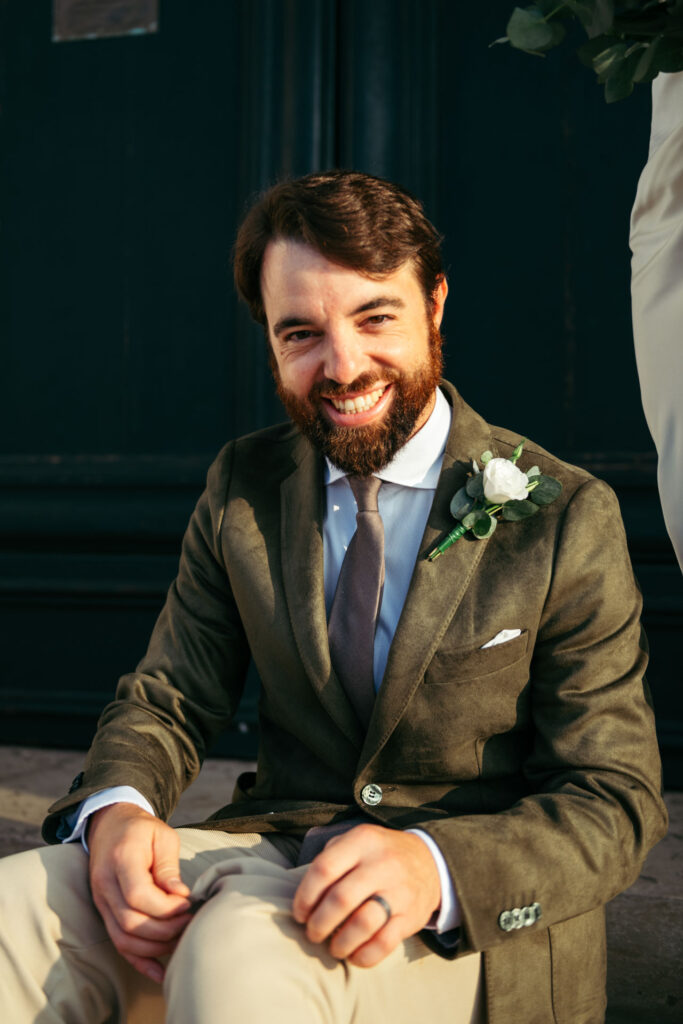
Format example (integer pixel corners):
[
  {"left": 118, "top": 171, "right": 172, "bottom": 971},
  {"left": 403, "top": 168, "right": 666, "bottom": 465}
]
[{"left": 233, "top": 170, "right": 444, "bottom": 327}]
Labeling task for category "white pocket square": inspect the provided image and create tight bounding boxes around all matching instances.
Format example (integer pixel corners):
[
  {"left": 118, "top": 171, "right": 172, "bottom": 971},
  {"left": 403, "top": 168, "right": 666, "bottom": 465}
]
[{"left": 481, "top": 628, "right": 522, "bottom": 649}]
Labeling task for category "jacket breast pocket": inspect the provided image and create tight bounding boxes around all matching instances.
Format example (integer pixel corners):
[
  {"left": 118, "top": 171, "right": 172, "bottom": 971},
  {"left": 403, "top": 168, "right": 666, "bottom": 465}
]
[
  {"left": 424, "top": 628, "right": 530, "bottom": 683},
  {"left": 389, "top": 631, "right": 532, "bottom": 783}
]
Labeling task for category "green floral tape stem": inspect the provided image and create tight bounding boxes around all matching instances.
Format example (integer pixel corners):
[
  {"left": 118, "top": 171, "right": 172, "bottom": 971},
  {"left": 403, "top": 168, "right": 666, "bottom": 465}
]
[{"left": 427, "top": 522, "right": 468, "bottom": 561}]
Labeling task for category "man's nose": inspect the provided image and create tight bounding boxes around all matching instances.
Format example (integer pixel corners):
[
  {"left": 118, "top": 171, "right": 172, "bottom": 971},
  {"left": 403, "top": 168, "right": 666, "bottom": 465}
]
[{"left": 321, "top": 329, "right": 367, "bottom": 384}]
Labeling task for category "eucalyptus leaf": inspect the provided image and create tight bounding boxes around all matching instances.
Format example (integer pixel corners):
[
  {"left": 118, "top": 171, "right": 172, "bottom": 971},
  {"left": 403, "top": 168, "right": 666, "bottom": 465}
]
[
  {"left": 450, "top": 486, "right": 474, "bottom": 520},
  {"left": 466, "top": 473, "right": 485, "bottom": 500},
  {"left": 480, "top": 450, "right": 493, "bottom": 465},
  {"left": 593, "top": 40, "right": 629, "bottom": 80},
  {"left": 633, "top": 37, "right": 662, "bottom": 83},
  {"left": 563, "top": 0, "right": 614, "bottom": 37},
  {"left": 578, "top": 34, "right": 615, "bottom": 68},
  {"left": 507, "top": 7, "right": 562, "bottom": 52},
  {"left": 527, "top": 474, "right": 562, "bottom": 504},
  {"left": 462, "top": 511, "right": 480, "bottom": 530},
  {"left": 526, "top": 465, "right": 541, "bottom": 479},
  {"left": 502, "top": 499, "right": 540, "bottom": 521},
  {"left": 604, "top": 50, "right": 639, "bottom": 101},
  {"left": 473, "top": 514, "right": 497, "bottom": 539}
]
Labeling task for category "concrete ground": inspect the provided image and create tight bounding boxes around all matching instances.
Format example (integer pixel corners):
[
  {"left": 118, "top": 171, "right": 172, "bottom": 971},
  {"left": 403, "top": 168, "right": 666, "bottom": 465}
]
[{"left": 0, "top": 746, "right": 680, "bottom": 1022}]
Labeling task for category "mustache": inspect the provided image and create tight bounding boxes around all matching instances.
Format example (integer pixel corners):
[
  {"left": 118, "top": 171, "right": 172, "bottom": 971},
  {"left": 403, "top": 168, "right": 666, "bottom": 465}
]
[{"left": 310, "top": 370, "right": 400, "bottom": 399}]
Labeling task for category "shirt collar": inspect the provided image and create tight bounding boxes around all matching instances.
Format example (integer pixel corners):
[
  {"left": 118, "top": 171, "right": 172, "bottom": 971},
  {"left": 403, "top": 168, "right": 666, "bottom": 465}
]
[{"left": 324, "top": 386, "right": 451, "bottom": 490}]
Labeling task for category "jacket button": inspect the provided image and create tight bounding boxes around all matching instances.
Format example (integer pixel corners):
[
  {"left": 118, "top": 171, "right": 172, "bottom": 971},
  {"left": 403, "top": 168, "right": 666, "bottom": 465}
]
[
  {"left": 498, "top": 910, "right": 514, "bottom": 932},
  {"left": 360, "top": 783, "right": 383, "bottom": 806}
]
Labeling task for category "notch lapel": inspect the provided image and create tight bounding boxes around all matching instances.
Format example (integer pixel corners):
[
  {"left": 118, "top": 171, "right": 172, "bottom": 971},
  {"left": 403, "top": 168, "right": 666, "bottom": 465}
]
[{"left": 280, "top": 439, "right": 365, "bottom": 749}]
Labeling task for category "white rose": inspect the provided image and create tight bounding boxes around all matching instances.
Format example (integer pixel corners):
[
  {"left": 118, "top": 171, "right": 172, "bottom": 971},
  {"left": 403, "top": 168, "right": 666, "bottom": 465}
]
[{"left": 482, "top": 458, "right": 529, "bottom": 504}]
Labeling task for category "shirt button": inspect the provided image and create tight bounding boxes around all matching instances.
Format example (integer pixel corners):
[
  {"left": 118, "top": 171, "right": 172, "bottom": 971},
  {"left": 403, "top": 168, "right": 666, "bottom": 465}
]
[{"left": 360, "top": 783, "right": 383, "bottom": 806}]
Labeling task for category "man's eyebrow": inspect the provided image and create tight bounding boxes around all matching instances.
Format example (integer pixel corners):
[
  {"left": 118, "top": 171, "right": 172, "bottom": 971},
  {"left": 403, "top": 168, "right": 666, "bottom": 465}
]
[{"left": 350, "top": 296, "right": 405, "bottom": 315}]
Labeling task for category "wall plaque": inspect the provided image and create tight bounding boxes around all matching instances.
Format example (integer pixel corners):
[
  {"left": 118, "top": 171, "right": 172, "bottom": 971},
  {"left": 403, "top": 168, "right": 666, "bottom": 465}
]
[{"left": 53, "top": 0, "right": 159, "bottom": 43}]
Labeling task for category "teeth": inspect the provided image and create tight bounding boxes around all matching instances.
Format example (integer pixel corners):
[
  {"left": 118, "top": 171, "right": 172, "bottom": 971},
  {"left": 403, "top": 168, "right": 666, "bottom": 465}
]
[{"left": 330, "top": 387, "right": 385, "bottom": 414}]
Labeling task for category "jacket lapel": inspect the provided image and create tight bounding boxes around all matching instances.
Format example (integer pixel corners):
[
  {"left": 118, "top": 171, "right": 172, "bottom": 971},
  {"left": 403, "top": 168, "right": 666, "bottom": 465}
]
[
  {"left": 362, "top": 383, "right": 495, "bottom": 759},
  {"left": 280, "top": 437, "right": 365, "bottom": 749}
]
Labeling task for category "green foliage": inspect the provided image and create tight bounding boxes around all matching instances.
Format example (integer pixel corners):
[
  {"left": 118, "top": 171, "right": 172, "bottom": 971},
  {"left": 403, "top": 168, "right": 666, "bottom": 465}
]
[
  {"left": 502, "top": 498, "right": 540, "bottom": 521},
  {"left": 472, "top": 513, "right": 498, "bottom": 538},
  {"left": 507, "top": 6, "right": 567, "bottom": 50},
  {"left": 461, "top": 509, "right": 482, "bottom": 529},
  {"left": 466, "top": 473, "right": 485, "bottom": 500},
  {"left": 510, "top": 438, "right": 526, "bottom": 464},
  {"left": 528, "top": 474, "right": 563, "bottom": 504},
  {"left": 497, "top": 2, "right": 683, "bottom": 101},
  {"left": 450, "top": 486, "right": 475, "bottom": 520}
]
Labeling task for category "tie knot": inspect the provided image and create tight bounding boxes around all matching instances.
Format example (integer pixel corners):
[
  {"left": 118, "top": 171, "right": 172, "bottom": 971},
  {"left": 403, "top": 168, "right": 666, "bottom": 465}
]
[{"left": 348, "top": 475, "right": 382, "bottom": 513}]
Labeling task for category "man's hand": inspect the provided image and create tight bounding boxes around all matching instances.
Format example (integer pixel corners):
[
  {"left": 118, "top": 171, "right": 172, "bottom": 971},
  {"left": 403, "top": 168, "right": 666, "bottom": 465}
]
[
  {"left": 87, "top": 803, "right": 194, "bottom": 983},
  {"left": 292, "top": 824, "right": 441, "bottom": 968}
]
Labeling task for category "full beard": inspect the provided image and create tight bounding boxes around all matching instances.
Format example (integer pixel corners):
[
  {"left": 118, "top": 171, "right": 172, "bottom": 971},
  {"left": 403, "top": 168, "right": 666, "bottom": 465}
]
[{"left": 274, "top": 326, "right": 444, "bottom": 476}]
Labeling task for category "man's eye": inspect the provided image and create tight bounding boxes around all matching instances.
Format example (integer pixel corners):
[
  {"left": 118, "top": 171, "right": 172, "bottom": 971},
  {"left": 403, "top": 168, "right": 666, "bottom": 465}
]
[
  {"left": 365, "top": 314, "right": 392, "bottom": 326},
  {"left": 285, "top": 329, "right": 316, "bottom": 342}
]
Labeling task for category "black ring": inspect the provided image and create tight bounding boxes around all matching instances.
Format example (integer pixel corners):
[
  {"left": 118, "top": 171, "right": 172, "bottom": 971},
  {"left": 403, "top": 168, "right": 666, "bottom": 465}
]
[{"left": 368, "top": 893, "right": 392, "bottom": 923}]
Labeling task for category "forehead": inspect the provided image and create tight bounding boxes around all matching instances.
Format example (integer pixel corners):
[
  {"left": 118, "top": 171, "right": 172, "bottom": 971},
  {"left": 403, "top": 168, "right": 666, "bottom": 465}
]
[{"left": 260, "top": 238, "right": 423, "bottom": 314}]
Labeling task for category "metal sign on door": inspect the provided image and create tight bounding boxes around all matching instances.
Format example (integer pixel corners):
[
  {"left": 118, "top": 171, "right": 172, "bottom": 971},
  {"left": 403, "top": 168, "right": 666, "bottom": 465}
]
[{"left": 53, "top": 0, "right": 159, "bottom": 43}]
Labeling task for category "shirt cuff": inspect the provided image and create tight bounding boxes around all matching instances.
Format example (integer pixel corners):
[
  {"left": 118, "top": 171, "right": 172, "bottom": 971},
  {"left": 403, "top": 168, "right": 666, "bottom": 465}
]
[
  {"left": 406, "top": 828, "right": 461, "bottom": 933},
  {"left": 56, "top": 786, "right": 155, "bottom": 853}
]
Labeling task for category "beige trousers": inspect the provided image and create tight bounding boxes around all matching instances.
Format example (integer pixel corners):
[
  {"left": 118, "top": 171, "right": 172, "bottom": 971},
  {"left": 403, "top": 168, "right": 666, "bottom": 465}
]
[{"left": 0, "top": 828, "right": 483, "bottom": 1024}]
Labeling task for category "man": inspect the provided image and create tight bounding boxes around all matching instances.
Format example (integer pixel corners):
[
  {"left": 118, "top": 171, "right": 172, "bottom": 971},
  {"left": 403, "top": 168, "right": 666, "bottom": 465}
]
[{"left": 0, "top": 171, "right": 666, "bottom": 1024}]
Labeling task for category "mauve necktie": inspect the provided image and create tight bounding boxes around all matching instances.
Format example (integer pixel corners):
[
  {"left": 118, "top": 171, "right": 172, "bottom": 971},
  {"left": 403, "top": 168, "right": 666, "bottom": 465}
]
[{"left": 328, "top": 475, "right": 384, "bottom": 727}]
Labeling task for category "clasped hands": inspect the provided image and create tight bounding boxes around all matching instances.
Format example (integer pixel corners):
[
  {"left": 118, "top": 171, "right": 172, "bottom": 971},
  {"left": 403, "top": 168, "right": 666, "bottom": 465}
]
[{"left": 87, "top": 804, "right": 441, "bottom": 983}]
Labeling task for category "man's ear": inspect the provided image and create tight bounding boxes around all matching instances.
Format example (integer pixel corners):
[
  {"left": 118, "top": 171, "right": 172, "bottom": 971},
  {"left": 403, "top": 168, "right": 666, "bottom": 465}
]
[{"left": 431, "top": 275, "right": 448, "bottom": 329}]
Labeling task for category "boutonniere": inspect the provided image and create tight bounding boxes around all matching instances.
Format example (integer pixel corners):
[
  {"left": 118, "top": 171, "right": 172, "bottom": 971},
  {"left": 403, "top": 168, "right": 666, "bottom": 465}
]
[{"left": 428, "top": 439, "right": 562, "bottom": 562}]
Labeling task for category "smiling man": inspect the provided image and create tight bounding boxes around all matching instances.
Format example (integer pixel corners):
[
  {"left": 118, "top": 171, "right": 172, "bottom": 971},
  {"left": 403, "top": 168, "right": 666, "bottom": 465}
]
[
  {"left": 263, "top": 237, "right": 446, "bottom": 476},
  {"left": 0, "top": 171, "right": 667, "bottom": 1024}
]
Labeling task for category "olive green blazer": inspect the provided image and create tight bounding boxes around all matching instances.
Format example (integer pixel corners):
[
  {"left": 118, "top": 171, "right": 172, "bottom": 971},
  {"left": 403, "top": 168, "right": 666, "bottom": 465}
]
[{"left": 45, "top": 382, "right": 667, "bottom": 1024}]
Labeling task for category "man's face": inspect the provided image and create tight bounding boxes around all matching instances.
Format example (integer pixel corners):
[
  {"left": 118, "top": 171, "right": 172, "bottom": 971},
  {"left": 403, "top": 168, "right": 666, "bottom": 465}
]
[{"left": 261, "top": 239, "right": 448, "bottom": 475}]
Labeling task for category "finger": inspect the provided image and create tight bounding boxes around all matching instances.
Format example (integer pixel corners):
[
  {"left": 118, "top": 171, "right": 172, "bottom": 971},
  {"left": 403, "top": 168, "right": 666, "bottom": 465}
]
[
  {"left": 327, "top": 897, "right": 391, "bottom": 960},
  {"left": 116, "top": 858, "right": 192, "bottom": 919},
  {"left": 127, "top": 955, "right": 166, "bottom": 985},
  {"left": 292, "top": 842, "right": 361, "bottom": 923},
  {"left": 346, "top": 918, "right": 406, "bottom": 968},
  {"left": 93, "top": 873, "right": 195, "bottom": 943},
  {"left": 151, "top": 827, "right": 191, "bottom": 898},
  {"left": 302, "top": 867, "right": 380, "bottom": 943},
  {"left": 95, "top": 893, "right": 184, "bottom": 977}
]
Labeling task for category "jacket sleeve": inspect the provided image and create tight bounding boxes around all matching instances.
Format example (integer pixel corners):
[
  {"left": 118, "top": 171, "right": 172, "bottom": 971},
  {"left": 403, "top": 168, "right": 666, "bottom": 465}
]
[
  {"left": 43, "top": 442, "right": 250, "bottom": 842},
  {"left": 419, "top": 477, "right": 668, "bottom": 953}
]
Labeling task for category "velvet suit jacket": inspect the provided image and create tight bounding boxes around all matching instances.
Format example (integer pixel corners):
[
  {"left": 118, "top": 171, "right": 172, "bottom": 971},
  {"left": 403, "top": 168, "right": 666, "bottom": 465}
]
[{"left": 44, "top": 382, "right": 667, "bottom": 1024}]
